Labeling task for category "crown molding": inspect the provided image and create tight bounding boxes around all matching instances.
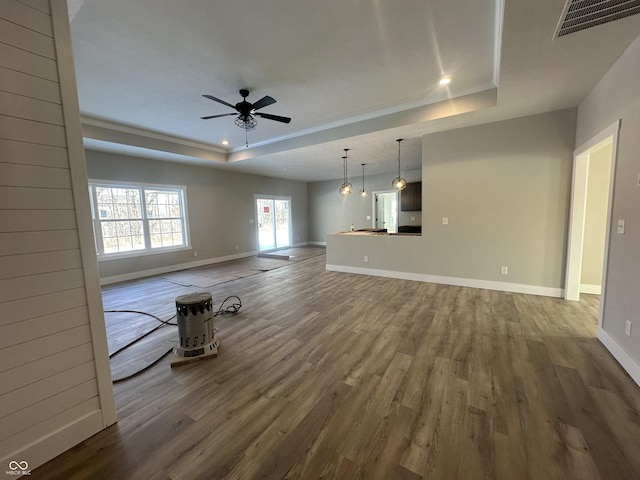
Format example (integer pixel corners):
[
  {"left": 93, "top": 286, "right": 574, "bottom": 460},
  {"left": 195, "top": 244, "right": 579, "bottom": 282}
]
[{"left": 81, "top": 116, "right": 228, "bottom": 155}]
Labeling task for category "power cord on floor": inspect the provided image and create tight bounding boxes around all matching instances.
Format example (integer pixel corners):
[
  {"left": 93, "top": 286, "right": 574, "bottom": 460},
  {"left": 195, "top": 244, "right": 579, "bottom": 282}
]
[
  {"left": 214, "top": 295, "right": 242, "bottom": 316},
  {"left": 106, "top": 295, "right": 242, "bottom": 383}
]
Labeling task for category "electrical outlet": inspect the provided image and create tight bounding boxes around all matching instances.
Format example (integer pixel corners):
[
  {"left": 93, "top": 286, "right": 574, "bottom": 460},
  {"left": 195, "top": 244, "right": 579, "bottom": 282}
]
[
  {"left": 442, "top": 217, "right": 449, "bottom": 225},
  {"left": 501, "top": 266, "right": 508, "bottom": 275},
  {"left": 235, "top": 245, "right": 239, "bottom": 250},
  {"left": 625, "top": 320, "right": 632, "bottom": 336},
  {"left": 193, "top": 251, "right": 198, "bottom": 257},
  {"left": 364, "top": 255, "right": 369, "bottom": 263}
]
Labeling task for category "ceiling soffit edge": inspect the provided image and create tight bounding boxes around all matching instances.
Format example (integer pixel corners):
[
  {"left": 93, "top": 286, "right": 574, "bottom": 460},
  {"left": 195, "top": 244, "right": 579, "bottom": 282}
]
[
  {"left": 232, "top": 82, "right": 499, "bottom": 153},
  {"left": 81, "top": 87, "right": 498, "bottom": 171},
  {"left": 229, "top": 88, "right": 498, "bottom": 163},
  {"left": 82, "top": 118, "right": 227, "bottom": 163},
  {"left": 81, "top": 118, "right": 227, "bottom": 163}
]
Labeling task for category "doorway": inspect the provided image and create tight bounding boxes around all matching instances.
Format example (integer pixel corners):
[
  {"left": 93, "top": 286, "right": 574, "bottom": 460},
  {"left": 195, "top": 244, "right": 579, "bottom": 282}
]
[
  {"left": 565, "top": 120, "right": 619, "bottom": 320},
  {"left": 374, "top": 191, "right": 398, "bottom": 233},
  {"left": 256, "top": 196, "right": 292, "bottom": 252}
]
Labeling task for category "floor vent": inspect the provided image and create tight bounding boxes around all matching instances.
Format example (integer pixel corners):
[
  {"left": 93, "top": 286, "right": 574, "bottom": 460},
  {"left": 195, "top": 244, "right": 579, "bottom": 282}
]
[{"left": 555, "top": 0, "right": 640, "bottom": 37}]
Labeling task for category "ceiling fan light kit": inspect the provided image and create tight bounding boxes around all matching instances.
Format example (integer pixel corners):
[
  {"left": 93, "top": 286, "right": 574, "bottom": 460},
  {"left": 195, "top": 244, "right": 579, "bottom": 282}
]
[{"left": 201, "top": 89, "right": 291, "bottom": 145}]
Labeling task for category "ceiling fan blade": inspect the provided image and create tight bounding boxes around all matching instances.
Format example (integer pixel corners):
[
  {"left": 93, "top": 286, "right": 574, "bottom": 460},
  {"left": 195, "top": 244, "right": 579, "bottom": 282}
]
[
  {"left": 202, "top": 94, "right": 237, "bottom": 110},
  {"left": 251, "top": 95, "right": 276, "bottom": 111},
  {"left": 256, "top": 112, "right": 291, "bottom": 123},
  {"left": 201, "top": 113, "right": 237, "bottom": 120}
]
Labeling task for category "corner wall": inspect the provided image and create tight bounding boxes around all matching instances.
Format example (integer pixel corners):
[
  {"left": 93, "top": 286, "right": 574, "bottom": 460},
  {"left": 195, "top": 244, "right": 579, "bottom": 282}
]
[
  {"left": 325, "top": 109, "right": 577, "bottom": 296},
  {"left": 576, "top": 33, "right": 640, "bottom": 384},
  {"left": 0, "top": 0, "right": 115, "bottom": 470}
]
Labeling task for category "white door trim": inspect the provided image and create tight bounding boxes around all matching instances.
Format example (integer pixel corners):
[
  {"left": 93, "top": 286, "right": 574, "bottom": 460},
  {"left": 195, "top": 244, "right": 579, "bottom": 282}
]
[{"left": 564, "top": 119, "right": 620, "bottom": 319}]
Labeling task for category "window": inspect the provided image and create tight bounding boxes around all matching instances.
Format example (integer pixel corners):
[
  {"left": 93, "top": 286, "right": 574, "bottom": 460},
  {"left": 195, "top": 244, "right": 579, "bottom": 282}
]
[{"left": 89, "top": 182, "right": 189, "bottom": 257}]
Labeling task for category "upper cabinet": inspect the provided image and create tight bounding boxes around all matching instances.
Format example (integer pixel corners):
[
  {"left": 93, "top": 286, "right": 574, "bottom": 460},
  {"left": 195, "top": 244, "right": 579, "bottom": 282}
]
[{"left": 400, "top": 182, "right": 422, "bottom": 211}]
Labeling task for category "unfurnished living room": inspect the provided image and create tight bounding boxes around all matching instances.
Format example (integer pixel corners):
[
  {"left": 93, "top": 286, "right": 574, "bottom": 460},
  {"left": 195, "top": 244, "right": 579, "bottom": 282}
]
[{"left": 2, "top": 0, "right": 640, "bottom": 478}]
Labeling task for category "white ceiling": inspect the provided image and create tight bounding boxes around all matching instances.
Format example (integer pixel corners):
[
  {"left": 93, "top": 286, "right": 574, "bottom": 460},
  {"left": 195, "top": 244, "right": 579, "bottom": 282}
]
[{"left": 69, "top": 0, "right": 640, "bottom": 182}]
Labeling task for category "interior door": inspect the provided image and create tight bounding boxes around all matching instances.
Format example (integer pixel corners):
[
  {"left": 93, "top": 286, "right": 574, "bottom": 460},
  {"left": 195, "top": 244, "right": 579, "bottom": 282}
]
[
  {"left": 256, "top": 197, "right": 291, "bottom": 251},
  {"left": 374, "top": 191, "right": 398, "bottom": 233}
]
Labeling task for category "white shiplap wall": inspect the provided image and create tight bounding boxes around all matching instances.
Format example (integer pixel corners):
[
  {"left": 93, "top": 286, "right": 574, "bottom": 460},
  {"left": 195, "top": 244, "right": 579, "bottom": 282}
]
[{"left": 0, "top": 0, "right": 115, "bottom": 470}]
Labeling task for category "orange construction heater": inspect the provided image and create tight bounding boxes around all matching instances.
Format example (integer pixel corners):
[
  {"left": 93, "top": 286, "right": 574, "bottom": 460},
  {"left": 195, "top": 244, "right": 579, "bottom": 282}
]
[{"left": 171, "top": 292, "right": 219, "bottom": 367}]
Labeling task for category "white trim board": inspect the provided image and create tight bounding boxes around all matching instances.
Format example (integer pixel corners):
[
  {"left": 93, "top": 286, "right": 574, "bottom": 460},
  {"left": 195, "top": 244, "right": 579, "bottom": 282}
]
[
  {"left": 580, "top": 284, "right": 602, "bottom": 295},
  {"left": 100, "top": 242, "right": 323, "bottom": 285},
  {"left": 598, "top": 327, "right": 640, "bottom": 387},
  {"left": 100, "top": 251, "right": 257, "bottom": 285},
  {"left": 325, "top": 264, "right": 563, "bottom": 298},
  {"left": 1, "top": 410, "right": 103, "bottom": 474}
]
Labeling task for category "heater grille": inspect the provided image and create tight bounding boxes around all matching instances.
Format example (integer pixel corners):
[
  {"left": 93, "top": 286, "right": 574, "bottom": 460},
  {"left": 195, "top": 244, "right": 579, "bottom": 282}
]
[{"left": 555, "top": 0, "right": 640, "bottom": 37}]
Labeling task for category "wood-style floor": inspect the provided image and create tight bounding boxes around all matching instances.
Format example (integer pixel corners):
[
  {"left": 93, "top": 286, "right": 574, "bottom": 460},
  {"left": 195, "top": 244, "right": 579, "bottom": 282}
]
[{"left": 37, "top": 248, "right": 640, "bottom": 479}]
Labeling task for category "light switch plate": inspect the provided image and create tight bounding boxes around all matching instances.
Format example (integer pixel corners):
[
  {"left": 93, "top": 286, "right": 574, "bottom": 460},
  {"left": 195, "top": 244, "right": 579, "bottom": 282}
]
[
  {"left": 442, "top": 217, "right": 449, "bottom": 225},
  {"left": 617, "top": 219, "right": 626, "bottom": 234}
]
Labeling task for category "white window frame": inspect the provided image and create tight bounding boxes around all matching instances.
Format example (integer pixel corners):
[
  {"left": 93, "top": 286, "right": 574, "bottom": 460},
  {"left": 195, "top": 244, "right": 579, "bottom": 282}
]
[{"left": 89, "top": 180, "right": 191, "bottom": 261}]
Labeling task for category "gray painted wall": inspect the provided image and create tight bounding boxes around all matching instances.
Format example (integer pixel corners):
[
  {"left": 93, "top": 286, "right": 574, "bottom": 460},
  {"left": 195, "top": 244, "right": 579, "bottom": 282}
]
[
  {"left": 86, "top": 151, "right": 308, "bottom": 279},
  {"left": 576, "top": 33, "right": 640, "bottom": 368},
  {"left": 325, "top": 109, "right": 577, "bottom": 291}
]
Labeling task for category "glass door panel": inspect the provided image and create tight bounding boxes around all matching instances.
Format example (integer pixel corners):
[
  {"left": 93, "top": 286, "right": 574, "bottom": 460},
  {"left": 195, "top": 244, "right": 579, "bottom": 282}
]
[{"left": 256, "top": 197, "right": 291, "bottom": 252}]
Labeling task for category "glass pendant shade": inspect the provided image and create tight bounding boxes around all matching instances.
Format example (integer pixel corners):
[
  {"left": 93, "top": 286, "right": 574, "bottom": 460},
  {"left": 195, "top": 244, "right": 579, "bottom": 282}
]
[
  {"left": 392, "top": 176, "right": 407, "bottom": 191},
  {"left": 392, "top": 138, "right": 407, "bottom": 191},
  {"left": 338, "top": 149, "right": 352, "bottom": 196},
  {"left": 360, "top": 163, "right": 368, "bottom": 198},
  {"left": 339, "top": 182, "right": 352, "bottom": 196}
]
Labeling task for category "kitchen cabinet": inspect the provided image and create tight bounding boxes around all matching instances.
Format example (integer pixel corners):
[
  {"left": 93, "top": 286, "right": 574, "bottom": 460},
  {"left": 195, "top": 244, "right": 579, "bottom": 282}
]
[{"left": 400, "top": 182, "right": 421, "bottom": 211}]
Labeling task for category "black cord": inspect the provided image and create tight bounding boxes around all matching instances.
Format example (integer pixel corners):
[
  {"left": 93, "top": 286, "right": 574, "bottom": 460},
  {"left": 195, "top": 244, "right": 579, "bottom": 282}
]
[
  {"left": 106, "top": 295, "right": 242, "bottom": 383},
  {"left": 112, "top": 348, "right": 173, "bottom": 383},
  {"left": 214, "top": 295, "right": 242, "bottom": 316},
  {"left": 104, "top": 309, "right": 177, "bottom": 326}
]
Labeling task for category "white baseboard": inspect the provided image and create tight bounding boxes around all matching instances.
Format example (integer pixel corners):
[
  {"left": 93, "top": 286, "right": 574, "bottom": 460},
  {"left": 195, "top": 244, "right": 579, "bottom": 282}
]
[
  {"left": 580, "top": 283, "right": 602, "bottom": 295},
  {"left": 302, "top": 241, "right": 326, "bottom": 246},
  {"left": 2, "top": 410, "right": 104, "bottom": 473},
  {"left": 100, "top": 243, "right": 327, "bottom": 285},
  {"left": 597, "top": 327, "right": 640, "bottom": 387},
  {"left": 100, "top": 251, "right": 258, "bottom": 285},
  {"left": 325, "top": 264, "right": 564, "bottom": 298}
]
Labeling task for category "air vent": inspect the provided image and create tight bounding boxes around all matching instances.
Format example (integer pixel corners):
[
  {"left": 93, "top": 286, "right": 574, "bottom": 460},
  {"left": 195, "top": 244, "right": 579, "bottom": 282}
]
[{"left": 555, "top": 0, "right": 640, "bottom": 37}]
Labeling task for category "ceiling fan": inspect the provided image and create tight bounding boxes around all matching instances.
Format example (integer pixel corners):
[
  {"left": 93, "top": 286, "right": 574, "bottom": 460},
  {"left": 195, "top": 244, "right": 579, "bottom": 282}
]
[{"left": 201, "top": 89, "right": 291, "bottom": 135}]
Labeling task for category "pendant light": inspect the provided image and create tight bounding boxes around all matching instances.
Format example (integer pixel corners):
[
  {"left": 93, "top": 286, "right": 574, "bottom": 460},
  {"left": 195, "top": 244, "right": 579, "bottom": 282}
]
[
  {"left": 339, "top": 148, "right": 352, "bottom": 196},
  {"left": 392, "top": 138, "right": 407, "bottom": 191},
  {"left": 359, "top": 163, "right": 368, "bottom": 198}
]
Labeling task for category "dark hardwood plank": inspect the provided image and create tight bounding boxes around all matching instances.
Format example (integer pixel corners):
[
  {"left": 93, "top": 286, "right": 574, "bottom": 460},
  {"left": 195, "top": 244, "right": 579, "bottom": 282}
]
[{"left": 34, "top": 249, "right": 640, "bottom": 479}]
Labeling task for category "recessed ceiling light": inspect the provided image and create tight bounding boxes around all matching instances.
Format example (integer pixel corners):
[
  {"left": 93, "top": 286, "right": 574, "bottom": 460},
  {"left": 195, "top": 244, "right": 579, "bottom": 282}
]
[
  {"left": 439, "top": 76, "right": 452, "bottom": 86},
  {"left": 221, "top": 140, "right": 229, "bottom": 145}
]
